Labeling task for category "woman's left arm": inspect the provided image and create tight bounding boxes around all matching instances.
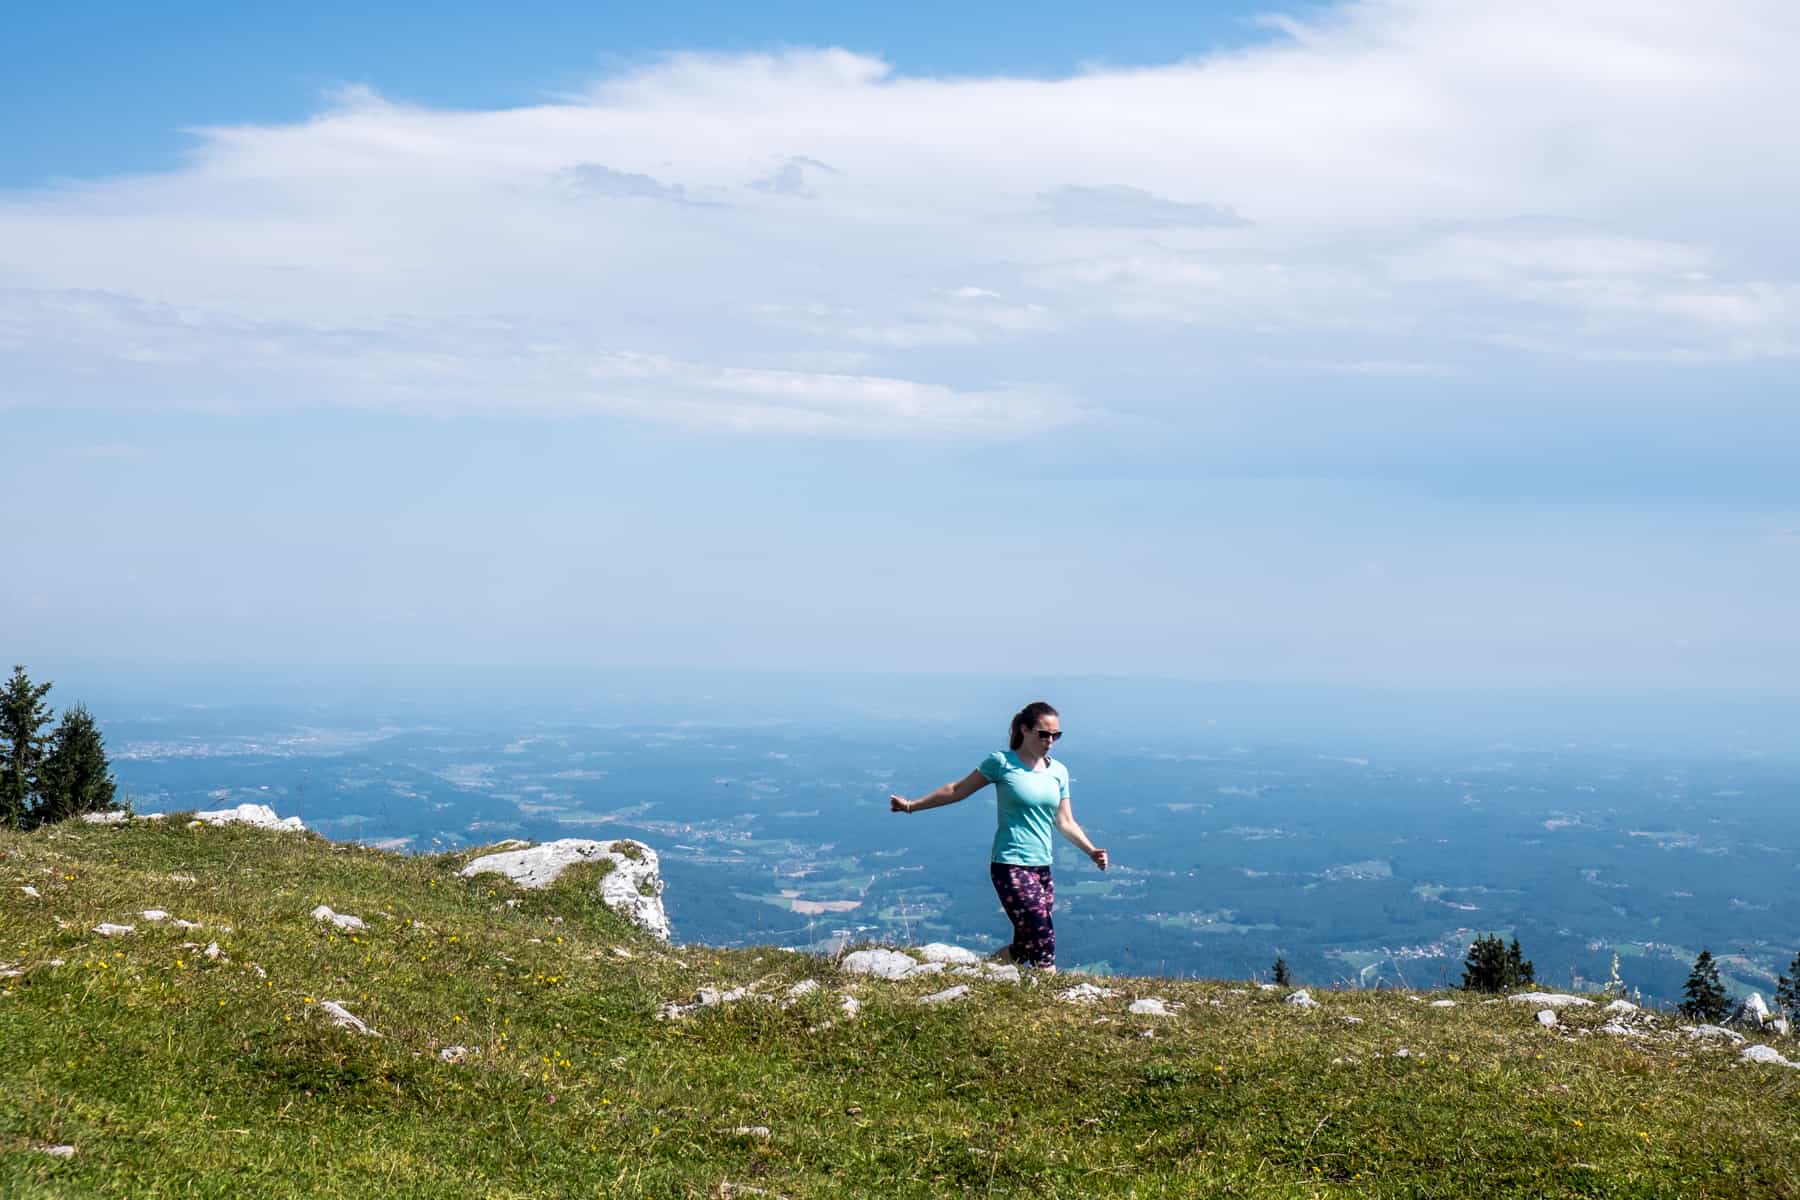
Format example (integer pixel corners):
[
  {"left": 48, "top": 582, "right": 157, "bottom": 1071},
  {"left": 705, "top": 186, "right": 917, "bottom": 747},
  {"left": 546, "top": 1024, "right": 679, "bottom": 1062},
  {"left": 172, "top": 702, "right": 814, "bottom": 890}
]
[{"left": 1055, "top": 796, "right": 1108, "bottom": 871}]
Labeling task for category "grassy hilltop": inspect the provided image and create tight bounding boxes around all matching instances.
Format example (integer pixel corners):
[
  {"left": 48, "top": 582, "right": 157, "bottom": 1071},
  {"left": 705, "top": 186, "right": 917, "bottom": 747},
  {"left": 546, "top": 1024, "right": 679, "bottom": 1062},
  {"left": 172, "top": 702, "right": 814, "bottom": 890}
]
[{"left": 3, "top": 820, "right": 1798, "bottom": 1199}]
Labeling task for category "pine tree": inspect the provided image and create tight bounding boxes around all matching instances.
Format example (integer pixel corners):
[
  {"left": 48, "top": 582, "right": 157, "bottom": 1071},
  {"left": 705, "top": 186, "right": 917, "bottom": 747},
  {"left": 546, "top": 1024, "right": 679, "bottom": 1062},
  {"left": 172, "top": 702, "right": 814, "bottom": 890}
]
[
  {"left": 37, "top": 704, "right": 118, "bottom": 826},
  {"left": 1462, "top": 934, "right": 1535, "bottom": 992},
  {"left": 0, "top": 666, "right": 54, "bottom": 830},
  {"left": 1680, "top": 950, "right": 1731, "bottom": 1023},
  {"left": 1272, "top": 956, "right": 1291, "bottom": 987},
  {"left": 1776, "top": 952, "right": 1800, "bottom": 1022}
]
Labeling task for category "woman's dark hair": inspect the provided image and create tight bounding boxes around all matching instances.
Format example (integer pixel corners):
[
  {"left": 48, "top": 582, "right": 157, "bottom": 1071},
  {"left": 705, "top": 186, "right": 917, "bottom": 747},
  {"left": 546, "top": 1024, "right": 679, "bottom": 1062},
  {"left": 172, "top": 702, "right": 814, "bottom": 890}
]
[{"left": 1009, "top": 701, "right": 1059, "bottom": 751}]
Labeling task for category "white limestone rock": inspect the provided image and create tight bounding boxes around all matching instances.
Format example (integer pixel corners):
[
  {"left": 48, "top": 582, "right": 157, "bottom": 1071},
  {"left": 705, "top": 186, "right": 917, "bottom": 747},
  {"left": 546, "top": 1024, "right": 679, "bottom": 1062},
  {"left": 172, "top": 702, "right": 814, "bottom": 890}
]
[
  {"left": 840, "top": 948, "right": 924, "bottom": 980},
  {"left": 459, "top": 838, "right": 670, "bottom": 941},
  {"left": 952, "top": 962, "right": 1022, "bottom": 983},
  {"left": 919, "top": 985, "right": 972, "bottom": 1005},
  {"left": 139, "top": 910, "right": 171, "bottom": 922},
  {"left": 318, "top": 1000, "right": 378, "bottom": 1037},
  {"left": 1284, "top": 990, "right": 1319, "bottom": 1009},
  {"left": 1741, "top": 1044, "right": 1797, "bottom": 1067},
  {"left": 1729, "top": 993, "right": 1775, "bottom": 1028},
  {"left": 1535, "top": 1009, "right": 1558, "bottom": 1027},
  {"left": 1508, "top": 992, "right": 1594, "bottom": 1009},
  {"left": 92, "top": 923, "right": 135, "bottom": 937},
  {"left": 439, "top": 1045, "right": 476, "bottom": 1064},
  {"left": 1429, "top": 999, "right": 1457, "bottom": 1008},
  {"left": 785, "top": 979, "right": 821, "bottom": 1001},
  {"left": 839, "top": 994, "right": 862, "bottom": 1018},
  {"left": 917, "top": 943, "right": 982, "bottom": 964},
  {"left": 311, "top": 905, "right": 366, "bottom": 932},
  {"left": 38, "top": 1144, "right": 77, "bottom": 1159},
  {"left": 20, "top": 886, "right": 40, "bottom": 899},
  {"left": 1058, "top": 982, "right": 1117, "bottom": 1004},
  {"left": 1128, "top": 997, "right": 1174, "bottom": 1017},
  {"left": 194, "top": 803, "right": 306, "bottom": 832},
  {"left": 1604, "top": 999, "right": 1639, "bottom": 1014},
  {"left": 1684, "top": 1024, "right": 1746, "bottom": 1043}
]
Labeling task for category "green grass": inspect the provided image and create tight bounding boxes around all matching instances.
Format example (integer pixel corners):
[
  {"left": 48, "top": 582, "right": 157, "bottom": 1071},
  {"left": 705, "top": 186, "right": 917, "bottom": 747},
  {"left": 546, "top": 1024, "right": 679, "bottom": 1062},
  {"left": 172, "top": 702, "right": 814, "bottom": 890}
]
[{"left": 4, "top": 820, "right": 1800, "bottom": 1198}]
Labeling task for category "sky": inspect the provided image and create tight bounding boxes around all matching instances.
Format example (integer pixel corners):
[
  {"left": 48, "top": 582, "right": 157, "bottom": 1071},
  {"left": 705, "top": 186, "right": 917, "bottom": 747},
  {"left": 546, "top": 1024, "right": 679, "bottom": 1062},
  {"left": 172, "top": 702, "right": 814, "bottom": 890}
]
[{"left": 4, "top": 1, "right": 1798, "bottom": 696}]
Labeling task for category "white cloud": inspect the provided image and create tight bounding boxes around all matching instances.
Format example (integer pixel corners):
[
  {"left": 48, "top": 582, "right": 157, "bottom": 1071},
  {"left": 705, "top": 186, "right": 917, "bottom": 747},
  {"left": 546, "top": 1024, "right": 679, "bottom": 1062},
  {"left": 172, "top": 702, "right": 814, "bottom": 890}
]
[{"left": 2, "top": 1, "right": 1798, "bottom": 437}]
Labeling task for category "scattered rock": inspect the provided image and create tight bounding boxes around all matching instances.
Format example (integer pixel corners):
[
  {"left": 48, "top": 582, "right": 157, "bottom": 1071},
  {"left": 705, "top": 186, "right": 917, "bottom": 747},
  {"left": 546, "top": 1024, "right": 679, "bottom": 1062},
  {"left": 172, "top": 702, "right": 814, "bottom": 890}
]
[
  {"left": 194, "top": 803, "right": 306, "bottom": 832},
  {"left": 1508, "top": 992, "right": 1594, "bottom": 1009},
  {"left": 438, "top": 1045, "right": 476, "bottom": 1064},
  {"left": 953, "top": 962, "right": 1022, "bottom": 983},
  {"left": 1600, "top": 1021, "right": 1636, "bottom": 1037},
  {"left": 840, "top": 948, "right": 924, "bottom": 980},
  {"left": 38, "top": 1144, "right": 77, "bottom": 1159},
  {"left": 731, "top": 1125, "right": 773, "bottom": 1139},
  {"left": 1128, "top": 998, "right": 1174, "bottom": 1017},
  {"left": 172, "top": 919, "right": 204, "bottom": 930},
  {"left": 1057, "top": 982, "right": 1118, "bottom": 1004},
  {"left": 1729, "top": 993, "right": 1776, "bottom": 1029},
  {"left": 917, "top": 943, "right": 981, "bottom": 964},
  {"left": 785, "top": 979, "right": 821, "bottom": 1001},
  {"left": 1604, "top": 999, "right": 1639, "bottom": 1014},
  {"left": 1284, "top": 990, "right": 1318, "bottom": 1009},
  {"left": 1536, "top": 1010, "right": 1558, "bottom": 1027},
  {"left": 92, "top": 923, "right": 134, "bottom": 937},
  {"left": 1429, "top": 999, "right": 1457, "bottom": 1008},
  {"left": 311, "top": 905, "right": 366, "bottom": 932},
  {"left": 168, "top": 873, "right": 197, "bottom": 884},
  {"left": 20, "top": 886, "right": 40, "bottom": 898},
  {"left": 1740, "top": 1044, "right": 1797, "bottom": 1068},
  {"left": 839, "top": 995, "right": 861, "bottom": 1018},
  {"left": 919, "top": 985, "right": 971, "bottom": 1005},
  {"left": 318, "top": 1001, "right": 379, "bottom": 1037},
  {"left": 1392, "top": 1047, "right": 1412, "bottom": 1058},
  {"left": 1340, "top": 1016, "right": 1364, "bottom": 1025},
  {"left": 204, "top": 942, "right": 223, "bottom": 960},
  {"left": 459, "top": 839, "right": 670, "bottom": 941},
  {"left": 140, "top": 909, "right": 171, "bottom": 922},
  {"left": 1683, "top": 1024, "right": 1745, "bottom": 1044}
]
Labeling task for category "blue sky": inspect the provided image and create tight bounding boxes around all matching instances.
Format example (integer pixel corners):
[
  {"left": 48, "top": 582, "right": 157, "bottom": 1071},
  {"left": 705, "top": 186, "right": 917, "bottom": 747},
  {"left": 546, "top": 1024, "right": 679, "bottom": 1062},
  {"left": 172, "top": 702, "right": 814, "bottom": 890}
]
[{"left": 4, "top": 1, "right": 1798, "bottom": 693}]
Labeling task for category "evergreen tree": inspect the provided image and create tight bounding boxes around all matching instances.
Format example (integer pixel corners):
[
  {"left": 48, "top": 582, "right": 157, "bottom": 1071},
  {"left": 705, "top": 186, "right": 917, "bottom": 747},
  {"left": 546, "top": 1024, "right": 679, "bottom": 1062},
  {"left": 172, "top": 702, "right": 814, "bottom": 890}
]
[
  {"left": 1775, "top": 952, "right": 1800, "bottom": 1022},
  {"left": 0, "top": 666, "right": 54, "bottom": 830},
  {"left": 1461, "top": 934, "right": 1535, "bottom": 992},
  {"left": 1272, "top": 956, "right": 1291, "bottom": 987},
  {"left": 1680, "top": 950, "right": 1731, "bottom": 1023},
  {"left": 38, "top": 704, "right": 118, "bottom": 826}
]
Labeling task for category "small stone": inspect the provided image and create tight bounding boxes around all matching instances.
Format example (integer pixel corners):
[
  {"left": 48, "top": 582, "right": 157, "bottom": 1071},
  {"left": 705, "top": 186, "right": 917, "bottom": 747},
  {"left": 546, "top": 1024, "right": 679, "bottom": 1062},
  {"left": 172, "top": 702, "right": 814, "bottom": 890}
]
[
  {"left": 1340, "top": 1015, "right": 1364, "bottom": 1025},
  {"left": 1284, "top": 990, "right": 1318, "bottom": 1009},
  {"left": 19, "top": 886, "right": 39, "bottom": 898},
  {"left": 1393, "top": 1047, "right": 1411, "bottom": 1057},
  {"left": 1508, "top": 992, "right": 1593, "bottom": 1009},
  {"left": 204, "top": 942, "right": 223, "bottom": 960},
  {"left": 917, "top": 943, "right": 981, "bottom": 964},
  {"left": 1128, "top": 998, "right": 1173, "bottom": 1017},
  {"left": 1057, "top": 982, "right": 1118, "bottom": 1004},
  {"left": 839, "top": 995, "right": 862, "bottom": 1018},
  {"left": 840, "top": 948, "right": 923, "bottom": 980},
  {"left": 1137, "top": 1028, "right": 1155, "bottom": 1039},
  {"left": 168, "top": 873, "right": 197, "bottom": 884},
  {"left": 1429, "top": 999, "right": 1456, "bottom": 1008},
  {"left": 1740, "top": 1044, "right": 1797, "bottom": 1067},
  {"left": 92, "top": 923, "right": 134, "bottom": 937},
  {"left": 731, "top": 1125, "right": 772, "bottom": 1138},
  {"left": 140, "top": 910, "right": 171, "bottom": 922},
  {"left": 172, "top": 919, "right": 204, "bottom": 930},
  {"left": 1604, "top": 999, "right": 1638, "bottom": 1014},
  {"left": 1536, "top": 1010, "right": 1558, "bottom": 1027},
  {"left": 785, "top": 979, "right": 821, "bottom": 1000},
  {"left": 318, "top": 1000, "right": 379, "bottom": 1037},
  {"left": 439, "top": 1045, "right": 476, "bottom": 1064},
  {"left": 311, "top": 905, "right": 366, "bottom": 932},
  {"left": 39, "top": 1144, "right": 77, "bottom": 1159},
  {"left": 919, "top": 985, "right": 971, "bottom": 1005}
]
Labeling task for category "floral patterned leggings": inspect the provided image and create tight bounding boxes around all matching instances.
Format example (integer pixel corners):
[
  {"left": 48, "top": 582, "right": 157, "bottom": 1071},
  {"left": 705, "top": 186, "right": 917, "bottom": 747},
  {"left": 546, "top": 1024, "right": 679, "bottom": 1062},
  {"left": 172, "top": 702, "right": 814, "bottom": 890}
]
[{"left": 990, "top": 863, "right": 1055, "bottom": 969}]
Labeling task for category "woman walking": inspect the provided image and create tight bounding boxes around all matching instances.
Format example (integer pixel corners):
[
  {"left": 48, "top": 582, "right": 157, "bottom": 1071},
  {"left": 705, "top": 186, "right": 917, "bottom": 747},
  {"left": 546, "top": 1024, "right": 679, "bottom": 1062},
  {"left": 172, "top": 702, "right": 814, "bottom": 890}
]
[{"left": 889, "top": 701, "right": 1108, "bottom": 971}]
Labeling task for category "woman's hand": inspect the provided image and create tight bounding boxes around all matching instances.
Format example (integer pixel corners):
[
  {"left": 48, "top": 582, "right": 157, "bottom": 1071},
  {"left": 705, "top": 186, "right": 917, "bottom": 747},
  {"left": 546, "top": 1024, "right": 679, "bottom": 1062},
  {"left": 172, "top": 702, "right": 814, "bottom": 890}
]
[
  {"left": 1089, "top": 847, "right": 1109, "bottom": 871},
  {"left": 889, "top": 794, "right": 913, "bottom": 813}
]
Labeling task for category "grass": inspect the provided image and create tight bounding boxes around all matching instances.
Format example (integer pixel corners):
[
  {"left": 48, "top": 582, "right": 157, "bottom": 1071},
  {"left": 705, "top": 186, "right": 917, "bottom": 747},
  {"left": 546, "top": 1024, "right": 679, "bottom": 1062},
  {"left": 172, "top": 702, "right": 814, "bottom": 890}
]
[{"left": 3, "top": 819, "right": 1799, "bottom": 1198}]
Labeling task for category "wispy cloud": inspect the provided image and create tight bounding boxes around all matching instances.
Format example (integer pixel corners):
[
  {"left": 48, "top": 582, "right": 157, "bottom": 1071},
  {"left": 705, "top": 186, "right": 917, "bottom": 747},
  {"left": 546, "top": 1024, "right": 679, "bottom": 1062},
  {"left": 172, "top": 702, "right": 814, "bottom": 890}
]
[{"left": 2, "top": 1, "right": 1797, "bottom": 446}]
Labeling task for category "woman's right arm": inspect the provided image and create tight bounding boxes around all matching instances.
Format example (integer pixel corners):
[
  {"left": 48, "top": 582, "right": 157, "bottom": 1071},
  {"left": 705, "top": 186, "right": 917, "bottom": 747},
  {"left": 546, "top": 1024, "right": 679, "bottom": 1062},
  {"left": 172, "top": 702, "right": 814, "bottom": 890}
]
[{"left": 890, "top": 769, "right": 990, "bottom": 813}]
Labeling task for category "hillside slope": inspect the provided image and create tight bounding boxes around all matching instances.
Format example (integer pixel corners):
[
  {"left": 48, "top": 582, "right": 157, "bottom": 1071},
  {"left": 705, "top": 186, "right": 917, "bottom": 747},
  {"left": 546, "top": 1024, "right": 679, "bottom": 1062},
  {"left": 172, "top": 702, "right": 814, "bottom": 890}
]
[{"left": 3, "top": 819, "right": 1798, "bottom": 1199}]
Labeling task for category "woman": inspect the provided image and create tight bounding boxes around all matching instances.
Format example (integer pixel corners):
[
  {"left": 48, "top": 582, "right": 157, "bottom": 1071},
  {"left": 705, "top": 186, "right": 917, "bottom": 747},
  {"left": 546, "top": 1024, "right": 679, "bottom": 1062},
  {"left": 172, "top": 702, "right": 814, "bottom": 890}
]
[{"left": 889, "top": 701, "right": 1108, "bottom": 971}]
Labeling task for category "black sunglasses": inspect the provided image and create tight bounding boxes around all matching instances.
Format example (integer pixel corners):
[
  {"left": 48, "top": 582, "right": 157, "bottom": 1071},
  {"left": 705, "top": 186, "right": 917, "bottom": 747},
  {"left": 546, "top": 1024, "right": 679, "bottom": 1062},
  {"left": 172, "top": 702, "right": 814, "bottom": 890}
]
[{"left": 1032, "top": 728, "right": 1063, "bottom": 741}]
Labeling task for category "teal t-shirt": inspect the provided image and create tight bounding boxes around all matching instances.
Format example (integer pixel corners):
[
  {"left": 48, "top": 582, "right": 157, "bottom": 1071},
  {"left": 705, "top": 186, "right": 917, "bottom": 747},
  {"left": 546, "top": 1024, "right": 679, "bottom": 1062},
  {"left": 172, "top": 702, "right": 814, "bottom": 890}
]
[{"left": 980, "top": 749, "right": 1069, "bottom": 866}]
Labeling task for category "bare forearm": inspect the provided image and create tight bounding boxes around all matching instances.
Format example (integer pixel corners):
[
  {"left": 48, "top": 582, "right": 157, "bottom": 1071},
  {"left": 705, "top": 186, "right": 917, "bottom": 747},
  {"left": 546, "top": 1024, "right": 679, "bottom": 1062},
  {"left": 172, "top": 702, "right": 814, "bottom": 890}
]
[
  {"left": 1057, "top": 817, "right": 1097, "bottom": 854},
  {"left": 904, "top": 782, "right": 963, "bottom": 812}
]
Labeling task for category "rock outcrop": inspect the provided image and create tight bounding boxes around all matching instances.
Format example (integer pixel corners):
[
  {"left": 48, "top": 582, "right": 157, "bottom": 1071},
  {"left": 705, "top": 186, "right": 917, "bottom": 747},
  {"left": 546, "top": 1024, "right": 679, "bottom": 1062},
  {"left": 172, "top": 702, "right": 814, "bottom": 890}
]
[{"left": 459, "top": 838, "right": 671, "bottom": 942}]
